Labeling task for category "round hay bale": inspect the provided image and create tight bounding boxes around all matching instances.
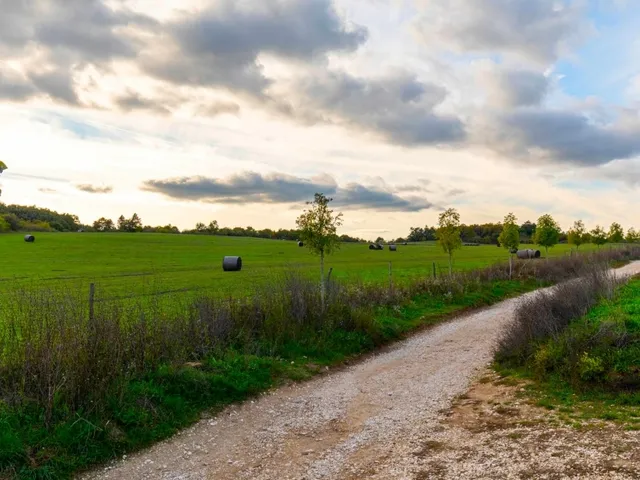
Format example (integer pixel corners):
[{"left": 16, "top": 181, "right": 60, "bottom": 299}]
[
  {"left": 516, "top": 249, "right": 540, "bottom": 260},
  {"left": 222, "top": 256, "right": 242, "bottom": 272},
  {"left": 389, "top": 244, "right": 397, "bottom": 251},
  {"left": 24, "top": 235, "right": 35, "bottom": 243},
  {"left": 375, "top": 244, "right": 383, "bottom": 250},
  {"left": 369, "top": 244, "right": 376, "bottom": 250},
  {"left": 298, "top": 241, "right": 304, "bottom": 247}
]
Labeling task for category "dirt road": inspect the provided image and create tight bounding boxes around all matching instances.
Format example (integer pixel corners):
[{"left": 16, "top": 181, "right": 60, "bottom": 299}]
[{"left": 83, "top": 262, "right": 640, "bottom": 480}]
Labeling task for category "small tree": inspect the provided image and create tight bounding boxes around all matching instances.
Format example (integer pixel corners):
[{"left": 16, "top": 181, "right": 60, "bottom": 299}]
[
  {"left": 591, "top": 225, "right": 607, "bottom": 249},
  {"left": 626, "top": 227, "right": 639, "bottom": 244},
  {"left": 436, "top": 208, "right": 462, "bottom": 276},
  {"left": 498, "top": 212, "right": 519, "bottom": 278},
  {"left": 533, "top": 214, "right": 560, "bottom": 257},
  {"left": 0, "top": 160, "right": 6, "bottom": 197},
  {"left": 567, "top": 220, "right": 586, "bottom": 250},
  {"left": 296, "top": 193, "right": 343, "bottom": 308},
  {"left": 609, "top": 222, "right": 624, "bottom": 244},
  {"left": 207, "top": 220, "right": 219, "bottom": 234},
  {"left": 93, "top": 217, "right": 115, "bottom": 232},
  {"left": 374, "top": 236, "right": 385, "bottom": 245}
]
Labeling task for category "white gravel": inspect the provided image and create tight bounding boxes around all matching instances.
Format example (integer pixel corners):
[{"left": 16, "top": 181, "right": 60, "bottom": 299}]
[{"left": 81, "top": 262, "right": 640, "bottom": 480}]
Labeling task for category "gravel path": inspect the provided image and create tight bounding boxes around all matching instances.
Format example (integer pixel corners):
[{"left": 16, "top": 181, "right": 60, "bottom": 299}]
[{"left": 82, "top": 262, "right": 640, "bottom": 480}]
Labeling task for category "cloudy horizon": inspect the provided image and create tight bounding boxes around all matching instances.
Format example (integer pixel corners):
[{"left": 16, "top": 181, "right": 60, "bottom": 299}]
[{"left": 1, "top": 0, "right": 639, "bottom": 237}]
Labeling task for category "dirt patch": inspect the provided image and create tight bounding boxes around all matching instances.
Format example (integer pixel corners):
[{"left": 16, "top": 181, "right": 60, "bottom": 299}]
[{"left": 417, "top": 371, "right": 640, "bottom": 479}]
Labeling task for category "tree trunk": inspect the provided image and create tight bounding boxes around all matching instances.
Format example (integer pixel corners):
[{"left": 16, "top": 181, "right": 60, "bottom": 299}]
[
  {"left": 320, "top": 252, "right": 326, "bottom": 311},
  {"left": 509, "top": 254, "right": 512, "bottom": 280},
  {"left": 448, "top": 253, "right": 453, "bottom": 277}
]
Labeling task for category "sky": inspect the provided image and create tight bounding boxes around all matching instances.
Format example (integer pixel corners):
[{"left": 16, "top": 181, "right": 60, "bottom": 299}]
[{"left": 1, "top": 0, "right": 640, "bottom": 239}]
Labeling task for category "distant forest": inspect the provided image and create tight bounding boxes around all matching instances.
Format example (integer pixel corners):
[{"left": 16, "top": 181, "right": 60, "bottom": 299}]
[{"left": 0, "top": 203, "right": 553, "bottom": 244}]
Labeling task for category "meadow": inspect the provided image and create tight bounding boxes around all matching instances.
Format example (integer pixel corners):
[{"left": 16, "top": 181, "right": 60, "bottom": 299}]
[{"left": 0, "top": 232, "right": 592, "bottom": 301}]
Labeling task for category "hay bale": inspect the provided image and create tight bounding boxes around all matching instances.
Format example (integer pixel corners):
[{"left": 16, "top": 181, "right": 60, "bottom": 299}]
[
  {"left": 24, "top": 235, "right": 35, "bottom": 243},
  {"left": 369, "top": 244, "right": 376, "bottom": 250},
  {"left": 222, "top": 256, "right": 242, "bottom": 271},
  {"left": 298, "top": 241, "right": 304, "bottom": 247},
  {"left": 389, "top": 244, "right": 397, "bottom": 251},
  {"left": 516, "top": 249, "right": 541, "bottom": 260}
]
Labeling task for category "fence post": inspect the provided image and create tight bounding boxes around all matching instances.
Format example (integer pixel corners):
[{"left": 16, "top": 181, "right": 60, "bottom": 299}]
[{"left": 89, "top": 283, "right": 95, "bottom": 323}]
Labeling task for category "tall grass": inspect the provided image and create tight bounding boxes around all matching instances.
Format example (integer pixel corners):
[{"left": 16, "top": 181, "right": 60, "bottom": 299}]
[{"left": 1, "top": 247, "right": 639, "bottom": 477}]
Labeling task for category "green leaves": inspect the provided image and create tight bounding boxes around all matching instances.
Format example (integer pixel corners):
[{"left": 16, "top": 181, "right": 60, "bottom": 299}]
[
  {"left": 436, "top": 208, "right": 462, "bottom": 256},
  {"left": 498, "top": 212, "right": 520, "bottom": 252},
  {"left": 534, "top": 214, "right": 560, "bottom": 252},
  {"left": 295, "top": 193, "right": 343, "bottom": 257},
  {"left": 567, "top": 220, "right": 586, "bottom": 250}
]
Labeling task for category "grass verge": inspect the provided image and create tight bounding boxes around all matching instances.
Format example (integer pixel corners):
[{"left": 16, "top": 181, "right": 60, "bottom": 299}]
[{"left": 495, "top": 273, "right": 640, "bottom": 431}]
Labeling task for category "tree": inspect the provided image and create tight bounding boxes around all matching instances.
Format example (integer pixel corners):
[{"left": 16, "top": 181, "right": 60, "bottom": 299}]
[
  {"left": 207, "top": 220, "right": 219, "bottom": 234},
  {"left": 93, "top": 217, "right": 115, "bottom": 232},
  {"left": 591, "top": 225, "right": 607, "bottom": 248},
  {"left": 296, "top": 193, "right": 343, "bottom": 309},
  {"left": 436, "top": 208, "right": 462, "bottom": 276},
  {"left": 195, "top": 222, "right": 206, "bottom": 233},
  {"left": 567, "top": 220, "right": 587, "bottom": 250},
  {"left": 0, "top": 160, "right": 6, "bottom": 197},
  {"left": 117, "top": 215, "right": 127, "bottom": 231},
  {"left": 498, "top": 213, "right": 520, "bottom": 278},
  {"left": 374, "top": 236, "right": 385, "bottom": 245},
  {"left": 533, "top": 214, "right": 560, "bottom": 257},
  {"left": 609, "top": 222, "right": 624, "bottom": 244},
  {"left": 130, "top": 213, "right": 142, "bottom": 232},
  {"left": 626, "top": 227, "right": 639, "bottom": 244}
]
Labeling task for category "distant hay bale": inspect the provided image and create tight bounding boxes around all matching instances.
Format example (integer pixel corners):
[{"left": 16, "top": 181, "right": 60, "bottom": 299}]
[
  {"left": 516, "top": 249, "right": 541, "bottom": 260},
  {"left": 298, "top": 241, "right": 304, "bottom": 247},
  {"left": 222, "top": 256, "right": 242, "bottom": 271},
  {"left": 389, "top": 244, "right": 397, "bottom": 251},
  {"left": 369, "top": 244, "right": 383, "bottom": 251},
  {"left": 369, "top": 244, "right": 376, "bottom": 250},
  {"left": 24, "top": 235, "right": 35, "bottom": 243}
]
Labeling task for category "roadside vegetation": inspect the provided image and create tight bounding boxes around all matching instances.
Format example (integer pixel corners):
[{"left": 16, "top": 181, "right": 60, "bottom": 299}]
[
  {"left": 495, "top": 258, "right": 640, "bottom": 430},
  {"left": 2, "top": 248, "right": 638, "bottom": 478}
]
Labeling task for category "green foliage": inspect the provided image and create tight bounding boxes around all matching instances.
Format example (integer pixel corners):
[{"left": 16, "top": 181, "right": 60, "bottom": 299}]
[
  {"left": 0, "top": 160, "right": 5, "bottom": 197},
  {"left": 436, "top": 208, "right": 462, "bottom": 274},
  {"left": 533, "top": 214, "right": 560, "bottom": 254},
  {"left": 609, "top": 222, "right": 624, "bottom": 243},
  {"left": 567, "top": 220, "right": 586, "bottom": 250},
  {"left": 591, "top": 225, "right": 608, "bottom": 248},
  {"left": 0, "top": 216, "right": 10, "bottom": 233},
  {"left": 498, "top": 212, "right": 520, "bottom": 252},
  {"left": 117, "top": 213, "right": 143, "bottom": 233},
  {"left": 626, "top": 227, "right": 639, "bottom": 244},
  {"left": 0, "top": 204, "right": 79, "bottom": 232},
  {"left": 93, "top": 217, "right": 115, "bottom": 232},
  {"left": 296, "top": 193, "right": 343, "bottom": 258}
]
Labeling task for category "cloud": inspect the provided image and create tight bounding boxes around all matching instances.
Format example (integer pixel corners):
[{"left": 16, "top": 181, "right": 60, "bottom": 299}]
[
  {"left": 0, "top": 68, "right": 36, "bottom": 100},
  {"left": 477, "top": 65, "right": 550, "bottom": 108},
  {"left": 413, "top": 0, "right": 589, "bottom": 64},
  {"left": 38, "top": 187, "right": 58, "bottom": 194},
  {"left": 76, "top": 184, "right": 114, "bottom": 194},
  {"left": 0, "top": 0, "right": 155, "bottom": 105},
  {"left": 195, "top": 101, "right": 241, "bottom": 117},
  {"left": 475, "top": 108, "right": 640, "bottom": 166},
  {"left": 141, "top": 0, "right": 368, "bottom": 95},
  {"left": 114, "top": 91, "right": 172, "bottom": 115},
  {"left": 278, "top": 70, "right": 465, "bottom": 145},
  {"left": 142, "top": 171, "right": 436, "bottom": 211}
]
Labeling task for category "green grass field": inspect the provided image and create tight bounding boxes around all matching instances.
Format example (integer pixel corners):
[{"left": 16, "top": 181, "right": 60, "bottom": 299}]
[{"left": 0, "top": 232, "right": 593, "bottom": 300}]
